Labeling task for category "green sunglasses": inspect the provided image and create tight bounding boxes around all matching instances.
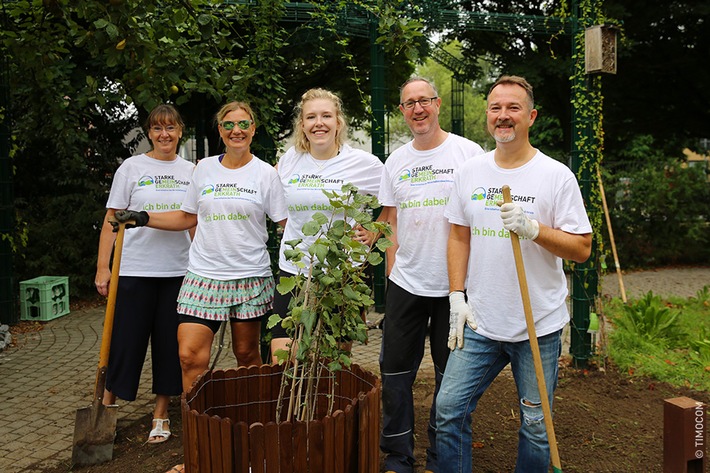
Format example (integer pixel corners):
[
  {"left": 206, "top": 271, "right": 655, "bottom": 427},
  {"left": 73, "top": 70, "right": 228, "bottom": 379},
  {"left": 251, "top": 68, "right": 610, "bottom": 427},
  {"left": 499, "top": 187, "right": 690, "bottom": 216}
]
[{"left": 220, "top": 119, "right": 252, "bottom": 131}]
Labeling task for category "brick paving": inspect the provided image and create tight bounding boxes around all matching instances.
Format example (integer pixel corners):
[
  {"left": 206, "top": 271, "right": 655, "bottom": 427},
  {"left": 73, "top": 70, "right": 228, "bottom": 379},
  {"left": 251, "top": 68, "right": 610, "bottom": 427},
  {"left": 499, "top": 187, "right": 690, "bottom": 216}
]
[{"left": 0, "top": 307, "right": 424, "bottom": 472}]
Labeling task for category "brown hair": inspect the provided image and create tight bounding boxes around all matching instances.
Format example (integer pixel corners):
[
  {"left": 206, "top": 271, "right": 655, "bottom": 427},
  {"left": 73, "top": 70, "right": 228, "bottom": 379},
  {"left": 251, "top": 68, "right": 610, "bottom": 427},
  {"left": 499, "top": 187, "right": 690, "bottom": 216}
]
[
  {"left": 144, "top": 104, "right": 184, "bottom": 131},
  {"left": 487, "top": 75, "right": 535, "bottom": 110},
  {"left": 292, "top": 88, "right": 348, "bottom": 153}
]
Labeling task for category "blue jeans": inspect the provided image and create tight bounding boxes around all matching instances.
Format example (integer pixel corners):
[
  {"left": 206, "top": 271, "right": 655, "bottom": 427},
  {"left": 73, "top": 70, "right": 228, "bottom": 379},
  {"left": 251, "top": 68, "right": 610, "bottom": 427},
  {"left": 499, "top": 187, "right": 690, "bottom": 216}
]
[{"left": 436, "top": 328, "right": 562, "bottom": 473}]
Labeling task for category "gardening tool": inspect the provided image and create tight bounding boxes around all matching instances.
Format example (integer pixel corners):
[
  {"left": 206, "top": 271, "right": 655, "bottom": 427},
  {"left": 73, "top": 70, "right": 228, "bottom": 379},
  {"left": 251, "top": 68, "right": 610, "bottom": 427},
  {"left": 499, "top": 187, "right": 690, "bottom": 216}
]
[
  {"left": 71, "top": 217, "right": 132, "bottom": 465},
  {"left": 502, "top": 185, "right": 563, "bottom": 473},
  {"left": 597, "top": 168, "right": 627, "bottom": 303}
]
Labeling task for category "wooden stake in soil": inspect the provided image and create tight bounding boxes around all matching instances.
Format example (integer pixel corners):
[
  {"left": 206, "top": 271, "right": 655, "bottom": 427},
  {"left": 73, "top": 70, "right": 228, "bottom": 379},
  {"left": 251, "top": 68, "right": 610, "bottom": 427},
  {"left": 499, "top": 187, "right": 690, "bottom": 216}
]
[
  {"left": 597, "top": 168, "right": 627, "bottom": 303},
  {"left": 502, "top": 185, "right": 563, "bottom": 473}
]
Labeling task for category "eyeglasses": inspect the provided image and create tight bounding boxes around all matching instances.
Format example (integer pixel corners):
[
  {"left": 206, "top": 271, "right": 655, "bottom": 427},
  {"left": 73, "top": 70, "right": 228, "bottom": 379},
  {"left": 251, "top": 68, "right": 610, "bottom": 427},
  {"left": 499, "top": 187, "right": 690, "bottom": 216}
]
[
  {"left": 220, "top": 119, "right": 253, "bottom": 131},
  {"left": 150, "top": 125, "right": 178, "bottom": 133},
  {"left": 400, "top": 97, "right": 438, "bottom": 110}
]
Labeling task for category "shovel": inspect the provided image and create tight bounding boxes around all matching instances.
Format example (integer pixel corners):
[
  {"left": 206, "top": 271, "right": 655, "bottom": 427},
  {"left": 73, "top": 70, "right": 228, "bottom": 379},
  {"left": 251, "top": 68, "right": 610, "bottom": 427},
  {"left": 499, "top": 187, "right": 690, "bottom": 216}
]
[
  {"left": 502, "top": 185, "right": 563, "bottom": 473},
  {"left": 72, "top": 218, "right": 131, "bottom": 465}
]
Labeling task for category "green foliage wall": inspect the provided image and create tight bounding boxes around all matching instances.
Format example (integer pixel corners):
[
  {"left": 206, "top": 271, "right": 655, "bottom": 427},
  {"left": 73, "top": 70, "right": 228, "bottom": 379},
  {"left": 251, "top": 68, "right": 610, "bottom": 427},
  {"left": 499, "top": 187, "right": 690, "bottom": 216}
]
[
  {"left": 603, "top": 159, "right": 710, "bottom": 268},
  {"left": 1, "top": 1, "right": 419, "bottom": 301}
]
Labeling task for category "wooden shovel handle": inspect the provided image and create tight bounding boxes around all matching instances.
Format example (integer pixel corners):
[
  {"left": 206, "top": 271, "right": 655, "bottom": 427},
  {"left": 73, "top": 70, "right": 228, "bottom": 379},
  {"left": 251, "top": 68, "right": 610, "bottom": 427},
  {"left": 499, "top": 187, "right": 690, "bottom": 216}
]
[
  {"left": 94, "top": 218, "right": 132, "bottom": 399},
  {"left": 502, "top": 185, "right": 562, "bottom": 472}
]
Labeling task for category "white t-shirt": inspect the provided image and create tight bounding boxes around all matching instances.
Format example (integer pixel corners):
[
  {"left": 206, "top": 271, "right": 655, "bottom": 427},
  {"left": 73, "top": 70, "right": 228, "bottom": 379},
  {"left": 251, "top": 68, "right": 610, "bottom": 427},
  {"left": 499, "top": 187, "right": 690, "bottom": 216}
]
[
  {"left": 181, "top": 155, "right": 288, "bottom": 280},
  {"left": 277, "top": 144, "right": 383, "bottom": 275},
  {"left": 379, "top": 133, "right": 484, "bottom": 296},
  {"left": 106, "top": 153, "right": 194, "bottom": 277},
  {"left": 445, "top": 150, "right": 593, "bottom": 342}
]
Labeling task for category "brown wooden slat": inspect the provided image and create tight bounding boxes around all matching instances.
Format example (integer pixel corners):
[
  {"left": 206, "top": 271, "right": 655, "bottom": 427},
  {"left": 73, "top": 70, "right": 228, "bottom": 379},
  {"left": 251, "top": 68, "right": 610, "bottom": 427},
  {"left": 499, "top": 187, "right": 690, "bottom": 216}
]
[
  {"left": 219, "top": 417, "right": 234, "bottom": 473},
  {"left": 343, "top": 404, "right": 356, "bottom": 473},
  {"left": 293, "top": 420, "right": 308, "bottom": 473},
  {"left": 235, "top": 367, "right": 249, "bottom": 423},
  {"left": 186, "top": 409, "right": 201, "bottom": 473},
  {"left": 247, "top": 366, "right": 261, "bottom": 425},
  {"left": 208, "top": 415, "right": 224, "bottom": 472},
  {"left": 333, "top": 410, "right": 345, "bottom": 473},
  {"left": 278, "top": 421, "right": 294, "bottom": 473},
  {"left": 206, "top": 371, "right": 216, "bottom": 416},
  {"left": 272, "top": 363, "right": 285, "bottom": 417},
  {"left": 264, "top": 422, "right": 279, "bottom": 473},
  {"left": 308, "top": 420, "right": 324, "bottom": 473},
  {"left": 367, "top": 390, "right": 380, "bottom": 473},
  {"left": 323, "top": 414, "right": 335, "bottom": 472},
  {"left": 233, "top": 421, "right": 249, "bottom": 473},
  {"left": 357, "top": 393, "right": 368, "bottom": 473},
  {"left": 197, "top": 412, "right": 212, "bottom": 472},
  {"left": 250, "top": 423, "right": 266, "bottom": 473},
  {"left": 260, "top": 364, "right": 273, "bottom": 423},
  {"left": 211, "top": 370, "right": 226, "bottom": 418},
  {"left": 224, "top": 368, "right": 239, "bottom": 422}
]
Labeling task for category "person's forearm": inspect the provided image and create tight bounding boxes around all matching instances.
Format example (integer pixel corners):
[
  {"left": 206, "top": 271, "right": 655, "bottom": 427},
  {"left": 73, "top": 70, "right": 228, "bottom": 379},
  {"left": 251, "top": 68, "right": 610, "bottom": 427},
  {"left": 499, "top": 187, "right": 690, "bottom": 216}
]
[
  {"left": 448, "top": 223, "right": 471, "bottom": 292},
  {"left": 96, "top": 210, "right": 117, "bottom": 272},
  {"left": 147, "top": 210, "right": 197, "bottom": 231},
  {"left": 534, "top": 224, "right": 592, "bottom": 263}
]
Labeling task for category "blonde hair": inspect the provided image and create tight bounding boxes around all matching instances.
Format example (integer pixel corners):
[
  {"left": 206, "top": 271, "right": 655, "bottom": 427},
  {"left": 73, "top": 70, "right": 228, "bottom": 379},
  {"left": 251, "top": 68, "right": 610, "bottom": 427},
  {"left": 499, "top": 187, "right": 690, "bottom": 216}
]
[
  {"left": 215, "top": 101, "right": 256, "bottom": 127},
  {"left": 144, "top": 104, "right": 184, "bottom": 131},
  {"left": 292, "top": 88, "right": 348, "bottom": 153}
]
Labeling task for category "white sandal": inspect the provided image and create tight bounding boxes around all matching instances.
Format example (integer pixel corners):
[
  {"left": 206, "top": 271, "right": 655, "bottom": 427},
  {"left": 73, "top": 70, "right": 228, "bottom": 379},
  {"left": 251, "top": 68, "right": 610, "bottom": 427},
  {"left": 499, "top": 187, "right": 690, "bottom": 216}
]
[{"left": 148, "top": 418, "right": 171, "bottom": 444}]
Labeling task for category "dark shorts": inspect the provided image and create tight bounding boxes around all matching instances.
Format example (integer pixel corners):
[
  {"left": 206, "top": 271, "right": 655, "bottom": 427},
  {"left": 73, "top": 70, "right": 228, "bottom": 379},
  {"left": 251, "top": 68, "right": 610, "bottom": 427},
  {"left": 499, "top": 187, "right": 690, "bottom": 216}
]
[{"left": 178, "top": 312, "right": 263, "bottom": 334}]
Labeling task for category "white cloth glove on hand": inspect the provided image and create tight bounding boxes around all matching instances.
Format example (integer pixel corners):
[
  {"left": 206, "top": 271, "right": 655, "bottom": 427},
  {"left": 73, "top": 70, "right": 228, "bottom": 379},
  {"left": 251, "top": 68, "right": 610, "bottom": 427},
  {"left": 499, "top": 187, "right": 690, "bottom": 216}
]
[
  {"left": 447, "top": 291, "right": 477, "bottom": 350},
  {"left": 499, "top": 203, "right": 540, "bottom": 240}
]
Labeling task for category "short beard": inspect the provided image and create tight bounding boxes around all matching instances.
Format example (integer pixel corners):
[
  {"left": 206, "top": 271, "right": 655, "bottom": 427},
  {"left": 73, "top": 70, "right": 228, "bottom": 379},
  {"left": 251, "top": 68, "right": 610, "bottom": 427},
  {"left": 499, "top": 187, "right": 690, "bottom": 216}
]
[{"left": 494, "top": 130, "right": 516, "bottom": 143}]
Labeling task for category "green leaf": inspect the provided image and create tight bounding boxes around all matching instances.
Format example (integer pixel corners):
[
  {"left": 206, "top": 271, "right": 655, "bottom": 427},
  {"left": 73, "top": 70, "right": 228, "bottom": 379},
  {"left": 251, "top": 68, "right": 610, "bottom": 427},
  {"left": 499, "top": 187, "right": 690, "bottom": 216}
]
[
  {"left": 311, "top": 212, "right": 328, "bottom": 225},
  {"left": 277, "top": 276, "right": 297, "bottom": 295},
  {"left": 302, "top": 220, "right": 321, "bottom": 236},
  {"left": 266, "top": 313, "right": 283, "bottom": 329}
]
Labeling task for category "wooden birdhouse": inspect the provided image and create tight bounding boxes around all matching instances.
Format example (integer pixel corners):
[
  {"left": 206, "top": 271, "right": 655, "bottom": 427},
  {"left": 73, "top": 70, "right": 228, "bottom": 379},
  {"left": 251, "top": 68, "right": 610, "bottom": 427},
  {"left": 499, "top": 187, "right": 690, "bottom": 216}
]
[{"left": 585, "top": 25, "right": 618, "bottom": 74}]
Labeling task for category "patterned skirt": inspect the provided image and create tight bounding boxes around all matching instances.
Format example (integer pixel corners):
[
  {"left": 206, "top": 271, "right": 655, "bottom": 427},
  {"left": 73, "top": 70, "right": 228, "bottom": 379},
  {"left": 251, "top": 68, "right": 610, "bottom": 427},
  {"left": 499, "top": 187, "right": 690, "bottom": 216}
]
[{"left": 177, "top": 271, "right": 275, "bottom": 321}]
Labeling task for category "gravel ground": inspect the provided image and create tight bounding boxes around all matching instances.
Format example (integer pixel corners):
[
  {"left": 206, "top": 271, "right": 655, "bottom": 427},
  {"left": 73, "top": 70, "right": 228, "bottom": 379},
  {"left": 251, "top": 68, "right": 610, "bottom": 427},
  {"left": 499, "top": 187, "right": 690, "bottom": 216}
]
[{"left": 599, "top": 265, "right": 710, "bottom": 300}]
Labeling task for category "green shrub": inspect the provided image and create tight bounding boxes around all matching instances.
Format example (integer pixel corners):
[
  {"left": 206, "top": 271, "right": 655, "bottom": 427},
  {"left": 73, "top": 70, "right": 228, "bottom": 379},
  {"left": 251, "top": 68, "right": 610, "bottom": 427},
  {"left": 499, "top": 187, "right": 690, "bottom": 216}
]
[
  {"left": 604, "top": 156, "right": 710, "bottom": 268},
  {"left": 611, "top": 292, "right": 683, "bottom": 345}
]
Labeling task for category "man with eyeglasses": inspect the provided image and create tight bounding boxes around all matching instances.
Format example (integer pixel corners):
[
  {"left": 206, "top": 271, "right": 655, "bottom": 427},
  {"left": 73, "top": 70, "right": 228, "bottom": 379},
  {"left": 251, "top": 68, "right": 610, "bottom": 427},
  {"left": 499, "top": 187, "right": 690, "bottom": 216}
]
[{"left": 378, "top": 77, "right": 485, "bottom": 473}]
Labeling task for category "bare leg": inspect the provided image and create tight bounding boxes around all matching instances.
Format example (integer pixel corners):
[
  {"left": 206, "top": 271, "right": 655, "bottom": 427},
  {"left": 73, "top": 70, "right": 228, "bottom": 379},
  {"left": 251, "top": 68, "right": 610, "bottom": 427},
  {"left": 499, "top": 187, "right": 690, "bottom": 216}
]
[
  {"left": 177, "top": 323, "right": 214, "bottom": 391},
  {"left": 102, "top": 389, "right": 117, "bottom": 406},
  {"left": 270, "top": 337, "right": 293, "bottom": 364},
  {"left": 230, "top": 320, "right": 262, "bottom": 367}
]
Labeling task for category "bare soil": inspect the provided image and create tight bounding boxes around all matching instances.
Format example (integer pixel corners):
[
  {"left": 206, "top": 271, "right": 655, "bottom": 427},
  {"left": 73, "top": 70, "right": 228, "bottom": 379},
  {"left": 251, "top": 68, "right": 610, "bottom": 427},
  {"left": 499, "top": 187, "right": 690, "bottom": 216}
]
[
  {"left": 39, "top": 361, "right": 708, "bottom": 473},
  {"left": 38, "top": 266, "right": 710, "bottom": 472}
]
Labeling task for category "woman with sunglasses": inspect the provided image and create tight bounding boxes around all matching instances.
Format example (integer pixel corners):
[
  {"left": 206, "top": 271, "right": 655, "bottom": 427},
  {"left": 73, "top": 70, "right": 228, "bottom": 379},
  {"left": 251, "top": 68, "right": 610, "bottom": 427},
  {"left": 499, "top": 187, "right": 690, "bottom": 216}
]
[
  {"left": 114, "top": 102, "right": 287, "bottom": 404},
  {"left": 95, "top": 104, "right": 193, "bottom": 445},
  {"left": 269, "top": 88, "right": 383, "bottom": 362}
]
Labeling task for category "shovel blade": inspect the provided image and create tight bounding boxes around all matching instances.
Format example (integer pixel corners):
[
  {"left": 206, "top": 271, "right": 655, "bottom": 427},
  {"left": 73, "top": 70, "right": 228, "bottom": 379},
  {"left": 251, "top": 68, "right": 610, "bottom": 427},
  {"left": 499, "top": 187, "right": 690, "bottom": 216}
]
[{"left": 71, "top": 402, "right": 118, "bottom": 466}]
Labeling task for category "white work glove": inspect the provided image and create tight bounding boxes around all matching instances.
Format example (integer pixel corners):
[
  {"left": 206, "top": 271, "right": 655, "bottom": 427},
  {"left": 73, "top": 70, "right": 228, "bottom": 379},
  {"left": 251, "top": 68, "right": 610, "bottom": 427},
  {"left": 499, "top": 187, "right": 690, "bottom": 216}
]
[
  {"left": 448, "top": 291, "right": 477, "bottom": 350},
  {"left": 499, "top": 203, "right": 540, "bottom": 240}
]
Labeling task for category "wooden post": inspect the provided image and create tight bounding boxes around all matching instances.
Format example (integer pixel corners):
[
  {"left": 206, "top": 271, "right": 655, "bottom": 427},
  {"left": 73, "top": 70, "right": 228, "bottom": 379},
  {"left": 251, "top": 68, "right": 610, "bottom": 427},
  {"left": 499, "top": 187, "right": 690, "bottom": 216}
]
[{"left": 664, "top": 397, "right": 706, "bottom": 473}]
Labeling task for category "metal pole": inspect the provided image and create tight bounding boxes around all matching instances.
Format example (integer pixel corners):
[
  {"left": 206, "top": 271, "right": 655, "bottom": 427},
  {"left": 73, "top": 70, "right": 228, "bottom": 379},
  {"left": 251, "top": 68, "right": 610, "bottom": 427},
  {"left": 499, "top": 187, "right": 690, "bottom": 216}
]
[
  {"left": 0, "top": 8, "right": 16, "bottom": 324},
  {"left": 569, "top": 0, "right": 599, "bottom": 368},
  {"left": 369, "top": 15, "right": 386, "bottom": 312}
]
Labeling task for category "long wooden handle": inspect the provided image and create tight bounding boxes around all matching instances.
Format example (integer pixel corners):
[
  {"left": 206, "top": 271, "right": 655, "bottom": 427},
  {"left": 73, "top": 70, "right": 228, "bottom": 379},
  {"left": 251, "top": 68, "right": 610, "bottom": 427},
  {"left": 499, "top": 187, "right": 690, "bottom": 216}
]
[
  {"left": 597, "top": 169, "right": 627, "bottom": 303},
  {"left": 94, "top": 219, "right": 130, "bottom": 400},
  {"left": 503, "top": 185, "right": 562, "bottom": 472}
]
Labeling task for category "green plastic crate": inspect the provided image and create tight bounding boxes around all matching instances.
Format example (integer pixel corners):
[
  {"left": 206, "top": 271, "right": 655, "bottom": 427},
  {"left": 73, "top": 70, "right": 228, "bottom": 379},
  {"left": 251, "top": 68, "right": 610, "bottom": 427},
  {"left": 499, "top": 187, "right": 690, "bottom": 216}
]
[{"left": 20, "top": 276, "right": 70, "bottom": 322}]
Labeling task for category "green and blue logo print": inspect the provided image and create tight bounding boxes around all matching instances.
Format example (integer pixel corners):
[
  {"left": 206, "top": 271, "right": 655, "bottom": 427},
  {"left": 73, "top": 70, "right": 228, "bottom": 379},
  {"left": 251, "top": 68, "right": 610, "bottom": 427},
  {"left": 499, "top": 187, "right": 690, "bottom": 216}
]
[{"left": 138, "top": 175, "right": 154, "bottom": 187}]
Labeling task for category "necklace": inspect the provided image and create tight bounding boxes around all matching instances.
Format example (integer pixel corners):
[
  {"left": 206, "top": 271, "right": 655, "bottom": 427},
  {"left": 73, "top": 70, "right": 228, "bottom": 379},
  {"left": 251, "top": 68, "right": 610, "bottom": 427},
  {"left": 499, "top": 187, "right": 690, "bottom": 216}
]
[{"left": 309, "top": 146, "right": 340, "bottom": 170}]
